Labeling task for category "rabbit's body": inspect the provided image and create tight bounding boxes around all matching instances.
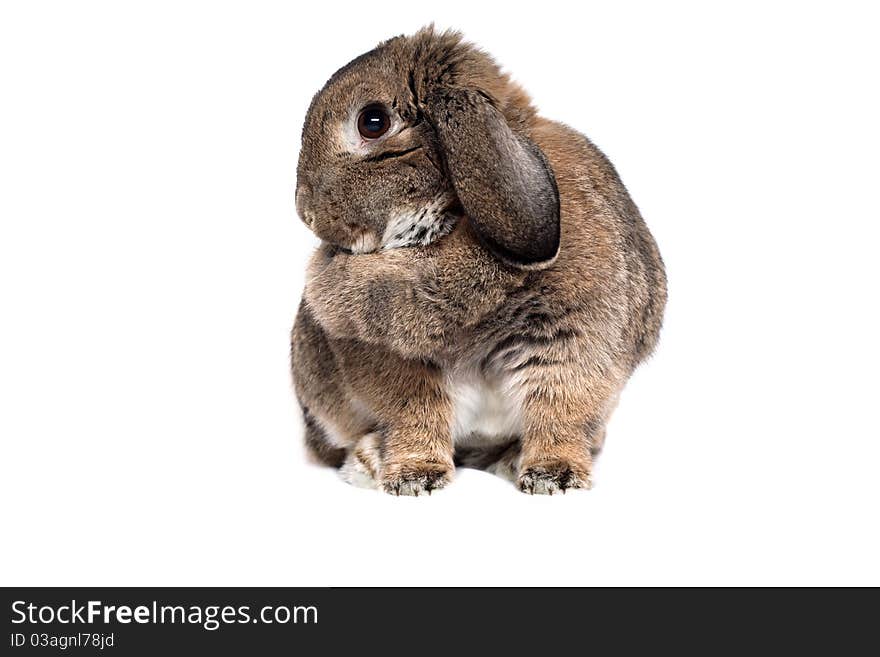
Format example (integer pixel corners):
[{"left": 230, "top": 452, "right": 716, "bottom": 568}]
[{"left": 292, "top": 29, "right": 666, "bottom": 494}]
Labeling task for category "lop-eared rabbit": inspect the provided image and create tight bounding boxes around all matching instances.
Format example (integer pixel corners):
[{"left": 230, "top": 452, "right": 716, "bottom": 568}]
[{"left": 292, "top": 27, "right": 666, "bottom": 495}]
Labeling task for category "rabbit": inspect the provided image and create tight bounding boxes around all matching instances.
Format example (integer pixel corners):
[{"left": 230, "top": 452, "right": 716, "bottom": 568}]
[{"left": 291, "top": 26, "right": 667, "bottom": 495}]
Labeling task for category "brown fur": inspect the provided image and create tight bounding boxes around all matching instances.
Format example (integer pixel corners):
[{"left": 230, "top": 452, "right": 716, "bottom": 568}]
[{"left": 291, "top": 27, "right": 667, "bottom": 495}]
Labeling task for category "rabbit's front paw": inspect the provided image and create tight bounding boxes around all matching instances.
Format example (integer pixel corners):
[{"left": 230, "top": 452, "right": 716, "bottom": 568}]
[
  {"left": 382, "top": 462, "right": 453, "bottom": 497},
  {"left": 517, "top": 460, "right": 592, "bottom": 495}
]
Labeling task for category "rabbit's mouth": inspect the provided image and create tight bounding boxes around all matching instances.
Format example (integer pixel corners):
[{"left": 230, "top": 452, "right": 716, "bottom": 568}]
[
  {"left": 339, "top": 198, "right": 462, "bottom": 255},
  {"left": 347, "top": 230, "right": 381, "bottom": 255}
]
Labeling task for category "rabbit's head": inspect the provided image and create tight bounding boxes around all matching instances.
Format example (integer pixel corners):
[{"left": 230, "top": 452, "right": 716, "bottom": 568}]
[{"left": 296, "top": 27, "right": 560, "bottom": 268}]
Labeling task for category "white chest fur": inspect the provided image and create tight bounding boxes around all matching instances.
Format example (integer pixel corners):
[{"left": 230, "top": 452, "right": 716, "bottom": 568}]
[{"left": 448, "top": 371, "right": 524, "bottom": 447}]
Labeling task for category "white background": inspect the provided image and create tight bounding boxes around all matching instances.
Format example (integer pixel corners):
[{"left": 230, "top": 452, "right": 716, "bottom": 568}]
[{"left": 1, "top": 1, "right": 878, "bottom": 586}]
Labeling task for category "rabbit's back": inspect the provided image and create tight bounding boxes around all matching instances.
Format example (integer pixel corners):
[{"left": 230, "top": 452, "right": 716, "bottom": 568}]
[{"left": 527, "top": 118, "right": 667, "bottom": 372}]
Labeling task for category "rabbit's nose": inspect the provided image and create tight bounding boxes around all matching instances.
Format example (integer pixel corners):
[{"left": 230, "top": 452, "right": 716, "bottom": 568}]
[{"left": 295, "top": 183, "right": 314, "bottom": 226}]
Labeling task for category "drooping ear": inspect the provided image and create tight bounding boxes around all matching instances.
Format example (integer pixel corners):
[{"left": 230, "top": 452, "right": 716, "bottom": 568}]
[{"left": 426, "top": 89, "right": 560, "bottom": 268}]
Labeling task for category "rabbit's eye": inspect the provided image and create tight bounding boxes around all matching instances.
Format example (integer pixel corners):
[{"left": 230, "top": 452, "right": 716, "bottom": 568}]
[{"left": 357, "top": 105, "right": 391, "bottom": 139}]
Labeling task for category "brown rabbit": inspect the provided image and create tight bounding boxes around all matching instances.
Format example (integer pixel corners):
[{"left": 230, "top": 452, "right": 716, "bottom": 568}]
[{"left": 291, "top": 27, "right": 666, "bottom": 495}]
